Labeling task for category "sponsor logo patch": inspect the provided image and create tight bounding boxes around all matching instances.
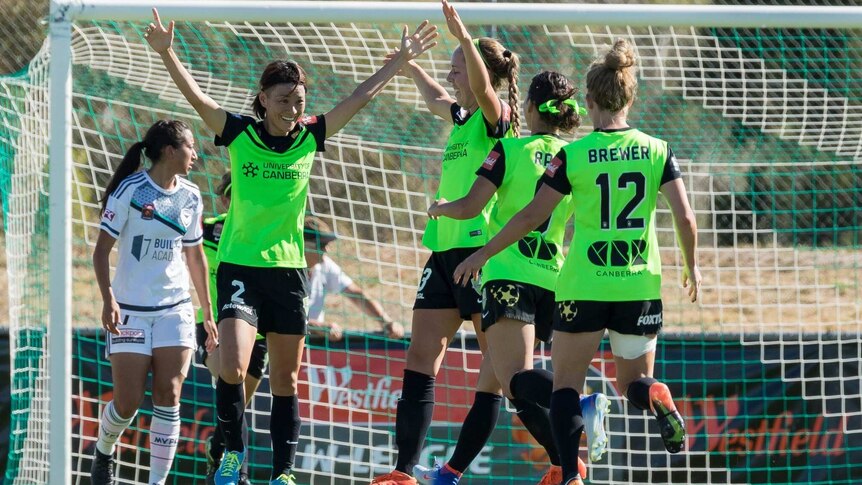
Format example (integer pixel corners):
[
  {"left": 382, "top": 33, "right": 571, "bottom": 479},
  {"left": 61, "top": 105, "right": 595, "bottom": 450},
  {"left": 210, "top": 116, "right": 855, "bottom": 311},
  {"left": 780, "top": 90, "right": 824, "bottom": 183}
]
[
  {"left": 112, "top": 328, "right": 146, "bottom": 345},
  {"left": 141, "top": 203, "right": 155, "bottom": 220},
  {"left": 482, "top": 150, "right": 501, "bottom": 170},
  {"left": 103, "top": 209, "right": 115, "bottom": 221},
  {"left": 544, "top": 156, "right": 563, "bottom": 177}
]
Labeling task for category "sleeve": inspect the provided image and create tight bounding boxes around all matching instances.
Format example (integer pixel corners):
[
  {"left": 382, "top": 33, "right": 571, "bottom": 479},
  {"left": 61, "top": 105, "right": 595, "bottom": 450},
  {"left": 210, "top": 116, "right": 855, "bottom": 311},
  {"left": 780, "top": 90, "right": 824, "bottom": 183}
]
[
  {"left": 484, "top": 99, "right": 512, "bottom": 139},
  {"left": 450, "top": 102, "right": 465, "bottom": 124},
  {"left": 214, "top": 112, "right": 254, "bottom": 147},
  {"left": 182, "top": 194, "right": 204, "bottom": 246},
  {"left": 475, "top": 141, "right": 506, "bottom": 188},
  {"left": 323, "top": 257, "right": 354, "bottom": 294},
  {"left": 660, "top": 145, "right": 682, "bottom": 186},
  {"left": 99, "top": 190, "right": 130, "bottom": 239},
  {"left": 539, "top": 149, "right": 572, "bottom": 195},
  {"left": 300, "top": 114, "right": 327, "bottom": 152}
]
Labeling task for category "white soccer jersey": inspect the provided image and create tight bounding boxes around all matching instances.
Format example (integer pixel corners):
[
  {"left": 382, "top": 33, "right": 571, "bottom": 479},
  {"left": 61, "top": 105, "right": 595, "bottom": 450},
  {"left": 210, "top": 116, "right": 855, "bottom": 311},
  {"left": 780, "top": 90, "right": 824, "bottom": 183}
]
[
  {"left": 307, "top": 255, "right": 354, "bottom": 322},
  {"left": 100, "top": 171, "right": 203, "bottom": 315}
]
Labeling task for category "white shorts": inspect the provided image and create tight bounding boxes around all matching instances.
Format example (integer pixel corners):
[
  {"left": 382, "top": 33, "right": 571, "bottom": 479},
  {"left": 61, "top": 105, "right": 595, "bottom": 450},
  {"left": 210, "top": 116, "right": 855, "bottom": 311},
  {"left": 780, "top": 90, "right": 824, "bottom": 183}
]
[
  {"left": 608, "top": 330, "right": 658, "bottom": 360},
  {"left": 106, "top": 302, "right": 196, "bottom": 356}
]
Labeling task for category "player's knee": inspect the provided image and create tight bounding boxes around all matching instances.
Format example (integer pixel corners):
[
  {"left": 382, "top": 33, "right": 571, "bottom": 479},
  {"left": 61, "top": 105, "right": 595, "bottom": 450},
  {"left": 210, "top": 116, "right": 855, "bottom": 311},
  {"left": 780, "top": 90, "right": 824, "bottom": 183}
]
[
  {"left": 269, "top": 367, "right": 299, "bottom": 395},
  {"left": 151, "top": 376, "right": 184, "bottom": 406},
  {"left": 405, "top": 340, "right": 445, "bottom": 374},
  {"left": 112, "top": 395, "right": 142, "bottom": 419},
  {"left": 219, "top": 366, "right": 247, "bottom": 384}
]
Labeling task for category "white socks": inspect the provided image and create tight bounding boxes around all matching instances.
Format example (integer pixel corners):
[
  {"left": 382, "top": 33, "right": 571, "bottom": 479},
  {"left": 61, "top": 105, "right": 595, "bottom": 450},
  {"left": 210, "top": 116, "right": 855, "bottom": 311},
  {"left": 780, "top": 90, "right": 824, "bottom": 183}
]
[
  {"left": 96, "top": 400, "right": 136, "bottom": 456},
  {"left": 148, "top": 404, "right": 181, "bottom": 485}
]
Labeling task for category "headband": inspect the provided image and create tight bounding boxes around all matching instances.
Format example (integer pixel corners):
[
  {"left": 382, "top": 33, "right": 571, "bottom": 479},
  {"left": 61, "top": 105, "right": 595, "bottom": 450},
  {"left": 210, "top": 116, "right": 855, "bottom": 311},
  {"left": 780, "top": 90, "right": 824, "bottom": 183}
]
[{"left": 472, "top": 38, "right": 491, "bottom": 68}]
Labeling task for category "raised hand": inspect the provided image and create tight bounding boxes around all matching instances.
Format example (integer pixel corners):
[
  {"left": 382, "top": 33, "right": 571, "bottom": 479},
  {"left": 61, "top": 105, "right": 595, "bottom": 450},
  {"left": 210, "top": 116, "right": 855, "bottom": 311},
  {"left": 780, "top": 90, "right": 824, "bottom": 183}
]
[
  {"left": 442, "top": 0, "right": 470, "bottom": 42},
  {"left": 144, "top": 8, "right": 174, "bottom": 54},
  {"left": 396, "top": 20, "right": 438, "bottom": 62}
]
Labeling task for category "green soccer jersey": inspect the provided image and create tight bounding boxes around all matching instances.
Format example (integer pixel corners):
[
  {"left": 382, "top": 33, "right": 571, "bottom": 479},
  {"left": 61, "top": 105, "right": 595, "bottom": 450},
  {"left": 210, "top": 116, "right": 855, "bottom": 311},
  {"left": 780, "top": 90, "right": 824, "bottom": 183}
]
[
  {"left": 216, "top": 112, "right": 326, "bottom": 268},
  {"left": 477, "top": 135, "right": 573, "bottom": 291},
  {"left": 541, "top": 128, "right": 681, "bottom": 301},
  {"left": 422, "top": 102, "right": 513, "bottom": 251},
  {"left": 197, "top": 214, "right": 225, "bottom": 321}
]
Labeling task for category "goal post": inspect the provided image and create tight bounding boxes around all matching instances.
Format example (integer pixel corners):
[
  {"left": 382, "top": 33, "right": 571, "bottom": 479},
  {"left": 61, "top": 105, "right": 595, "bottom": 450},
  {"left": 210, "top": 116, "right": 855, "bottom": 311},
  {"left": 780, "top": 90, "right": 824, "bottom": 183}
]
[{"left": 2, "top": 0, "right": 857, "bottom": 483}]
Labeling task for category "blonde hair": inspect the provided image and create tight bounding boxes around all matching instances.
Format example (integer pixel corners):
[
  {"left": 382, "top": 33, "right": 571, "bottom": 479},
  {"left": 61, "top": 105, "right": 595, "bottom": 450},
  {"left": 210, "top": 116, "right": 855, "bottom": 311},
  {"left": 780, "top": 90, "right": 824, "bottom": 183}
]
[
  {"left": 475, "top": 37, "right": 521, "bottom": 136},
  {"left": 586, "top": 38, "right": 638, "bottom": 113}
]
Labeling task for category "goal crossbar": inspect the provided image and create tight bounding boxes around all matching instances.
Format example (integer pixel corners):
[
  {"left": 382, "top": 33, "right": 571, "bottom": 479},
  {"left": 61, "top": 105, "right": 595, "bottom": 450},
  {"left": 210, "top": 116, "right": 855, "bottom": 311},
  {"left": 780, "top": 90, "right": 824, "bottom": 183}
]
[{"left": 58, "top": 0, "right": 862, "bottom": 28}]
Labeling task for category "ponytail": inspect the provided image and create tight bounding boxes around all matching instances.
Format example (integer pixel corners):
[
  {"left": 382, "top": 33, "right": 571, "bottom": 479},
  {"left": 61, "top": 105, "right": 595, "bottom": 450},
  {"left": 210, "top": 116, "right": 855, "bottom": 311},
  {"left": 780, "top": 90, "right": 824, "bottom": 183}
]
[
  {"left": 475, "top": 37, "right": 521, "bottom": 136},
  {"left": 101, "top": 142, "right": 145, "bottom": 210},
  {"left": 506, "top": 55, "right": 521, "bottom": 136},
  {"left": 100, "top": 119, "right": 190, "bottom": 210}
]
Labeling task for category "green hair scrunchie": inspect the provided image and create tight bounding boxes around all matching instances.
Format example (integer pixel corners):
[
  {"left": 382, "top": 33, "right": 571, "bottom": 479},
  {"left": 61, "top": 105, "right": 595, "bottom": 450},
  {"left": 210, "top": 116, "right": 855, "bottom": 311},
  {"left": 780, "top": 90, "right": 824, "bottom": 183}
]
[{"left": 538, "top": 98, "right": 587, "bottom": 117}]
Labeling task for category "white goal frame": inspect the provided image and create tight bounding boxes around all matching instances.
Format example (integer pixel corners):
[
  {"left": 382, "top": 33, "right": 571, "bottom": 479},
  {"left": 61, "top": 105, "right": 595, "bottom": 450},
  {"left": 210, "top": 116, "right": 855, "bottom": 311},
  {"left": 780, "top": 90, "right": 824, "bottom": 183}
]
[{"left": 45, "top": 1, "right": 862, "bottom": 483}]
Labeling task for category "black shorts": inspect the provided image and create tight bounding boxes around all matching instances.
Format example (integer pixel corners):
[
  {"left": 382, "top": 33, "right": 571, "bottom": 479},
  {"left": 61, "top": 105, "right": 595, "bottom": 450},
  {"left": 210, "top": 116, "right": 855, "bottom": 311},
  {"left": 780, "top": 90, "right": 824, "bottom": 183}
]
[
  {"left": 195, "top": 323, "right": 269, "bottom": 380},
  {"left": 216, "top": 262, "right": 309, "bottom": 335},
  {"left": 481, "top": 280, "right": 555, "bottom": 343},
  {"left": 552, "top": 299, "right": 664, "bottom": 336},
  {"left": 413, "top": 248, "right": 483, "bottom": 320}
]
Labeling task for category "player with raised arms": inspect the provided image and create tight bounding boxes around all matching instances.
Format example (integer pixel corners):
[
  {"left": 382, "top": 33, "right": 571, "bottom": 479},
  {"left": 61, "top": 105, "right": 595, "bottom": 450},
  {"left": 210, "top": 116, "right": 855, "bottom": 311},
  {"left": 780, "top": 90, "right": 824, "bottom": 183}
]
[
  {"left": 90, "top": 119, "right": 216, "bottom": 485},
  {"left": 424, "top": 71, "right": 603, "bottom": 485},
  {"left": 372, "top": 1, "right": 519, "bottom": 484},
  {"left": 143, "top": 8, "right": 437, "bottom": 485},
  {"left": 454, "top": 39, "right": 701, "bottom": 485},
  {"left": 196, "top": 175, "right": 405, "bottom": 484}
]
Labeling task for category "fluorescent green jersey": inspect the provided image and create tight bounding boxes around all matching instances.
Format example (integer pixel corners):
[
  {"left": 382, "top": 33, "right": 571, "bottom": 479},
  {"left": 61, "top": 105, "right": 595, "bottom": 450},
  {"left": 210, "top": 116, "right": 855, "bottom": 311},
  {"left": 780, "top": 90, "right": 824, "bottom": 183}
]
[
  {"left": 197, "top": 214, "right": 225, "bottom": 321},
  {"left": 477, "top": 135, "right": 572, "bottom": 291},
  {"left": 216, "top": 112, "right": 326, "bottom": 268},
  {"left": 422, "top": 102, "right": 513, "bottom": 251},
  {"left": 196, "top": 213, "right": 264, "bottom": 341},
  {"left": 541, "top": 128, "right": 681, "bottom": 301}
]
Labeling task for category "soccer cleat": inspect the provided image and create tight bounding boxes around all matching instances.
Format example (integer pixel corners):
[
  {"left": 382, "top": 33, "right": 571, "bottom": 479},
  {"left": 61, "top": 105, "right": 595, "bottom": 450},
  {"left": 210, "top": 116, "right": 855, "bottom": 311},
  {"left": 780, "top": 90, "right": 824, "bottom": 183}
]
[
  {"left": 413, "top": 461, "right": 461, "bottom": 485},
  {"left": 90, "top": 448, "right": 116, "bottom": 485},
  {"left": 581, "top": 392, "right": 611, "bottom": 462},
  {"left": 270, "top": 473, "right": 297, "bottom": 485},
  {"left": 205, "top": 436, "right": 221, "bottom": 485},
  {"left": 214, "top": 449, "right": 245, "bottom": 485},
  {"left": 371, "top": 470, "right": 418, "bottom": 485},
  {"left": 649, "top": 382, "right": 686, "bottom": 454}
]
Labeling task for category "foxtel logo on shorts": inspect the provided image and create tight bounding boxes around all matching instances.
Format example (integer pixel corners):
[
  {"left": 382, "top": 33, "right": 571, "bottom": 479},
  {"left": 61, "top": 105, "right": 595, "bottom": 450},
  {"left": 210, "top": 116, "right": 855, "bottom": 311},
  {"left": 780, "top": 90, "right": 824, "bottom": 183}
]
[{"left": 637, "top": 314, "right": 662, "bottom": 326}]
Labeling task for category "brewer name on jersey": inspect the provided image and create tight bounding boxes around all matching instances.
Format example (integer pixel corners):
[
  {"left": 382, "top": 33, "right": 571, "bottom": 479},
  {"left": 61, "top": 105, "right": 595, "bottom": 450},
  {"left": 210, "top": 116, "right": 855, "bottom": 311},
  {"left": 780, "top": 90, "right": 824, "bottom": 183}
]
[{"left": 588, "top": 145, "right": 650, "bottom": 164}]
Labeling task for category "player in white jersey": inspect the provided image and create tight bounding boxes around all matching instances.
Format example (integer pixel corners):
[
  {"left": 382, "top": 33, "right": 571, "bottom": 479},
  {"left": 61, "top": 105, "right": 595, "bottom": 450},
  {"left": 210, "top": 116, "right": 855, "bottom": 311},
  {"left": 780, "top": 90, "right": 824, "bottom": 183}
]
[{"left": 90, "top": 119, "right": 218, "bottom": 485}]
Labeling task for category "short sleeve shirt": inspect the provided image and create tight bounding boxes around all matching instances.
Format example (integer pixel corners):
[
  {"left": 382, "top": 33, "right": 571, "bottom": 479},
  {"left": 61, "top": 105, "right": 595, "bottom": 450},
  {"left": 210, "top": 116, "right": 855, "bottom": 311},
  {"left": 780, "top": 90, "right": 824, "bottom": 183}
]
[{"left": 100, "top": 171, "right": 203, "bottom": 314}]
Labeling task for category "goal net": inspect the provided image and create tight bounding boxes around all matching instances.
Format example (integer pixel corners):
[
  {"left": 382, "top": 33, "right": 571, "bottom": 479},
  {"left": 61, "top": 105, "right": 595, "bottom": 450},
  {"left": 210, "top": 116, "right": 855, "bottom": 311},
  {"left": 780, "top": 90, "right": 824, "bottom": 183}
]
[{"left": 0, "top": 2, "right": 859, "bottom": 483}]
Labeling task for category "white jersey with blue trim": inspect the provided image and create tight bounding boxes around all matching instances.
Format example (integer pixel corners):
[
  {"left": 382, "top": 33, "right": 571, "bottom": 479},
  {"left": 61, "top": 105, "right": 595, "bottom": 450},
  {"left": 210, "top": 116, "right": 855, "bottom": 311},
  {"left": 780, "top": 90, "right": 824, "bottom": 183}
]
[{"left": 100, "top": 171, "right": 204, "bottom": 315}]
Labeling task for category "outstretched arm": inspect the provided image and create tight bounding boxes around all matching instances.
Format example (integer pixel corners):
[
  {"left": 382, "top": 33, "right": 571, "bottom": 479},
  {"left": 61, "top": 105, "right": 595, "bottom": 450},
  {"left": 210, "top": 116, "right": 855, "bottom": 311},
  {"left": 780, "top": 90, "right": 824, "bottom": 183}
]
[
  {"left": 145, "top": 8, "right": 226, "bottom": 136},
  {"left": 428, "top": 176, "right": 496, "bottom": 220},
  {"left": 453, "top": 184, "right": 564, "bottom": 285},
  {"left": 660, "top": 178, "right": 700, "bottom": 302},
  {"left": 342, "top": 284, "right": 405, "bottom": 339},
  {"left": 442, "top": 0, "right": 503, "bottom": 126},
  {"left": 391, "top": 58, "right": 455, "bottom": 121},
  {"left": 324, "top": 21, "right": 438, "bottom": 138}
]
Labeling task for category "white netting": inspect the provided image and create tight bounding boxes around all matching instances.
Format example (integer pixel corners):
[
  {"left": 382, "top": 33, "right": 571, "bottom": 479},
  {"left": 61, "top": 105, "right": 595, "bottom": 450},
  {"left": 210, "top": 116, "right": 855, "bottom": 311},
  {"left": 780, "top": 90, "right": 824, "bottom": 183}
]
[{"left": 1, "top": 7, "right": 859, "bottom": 485}]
